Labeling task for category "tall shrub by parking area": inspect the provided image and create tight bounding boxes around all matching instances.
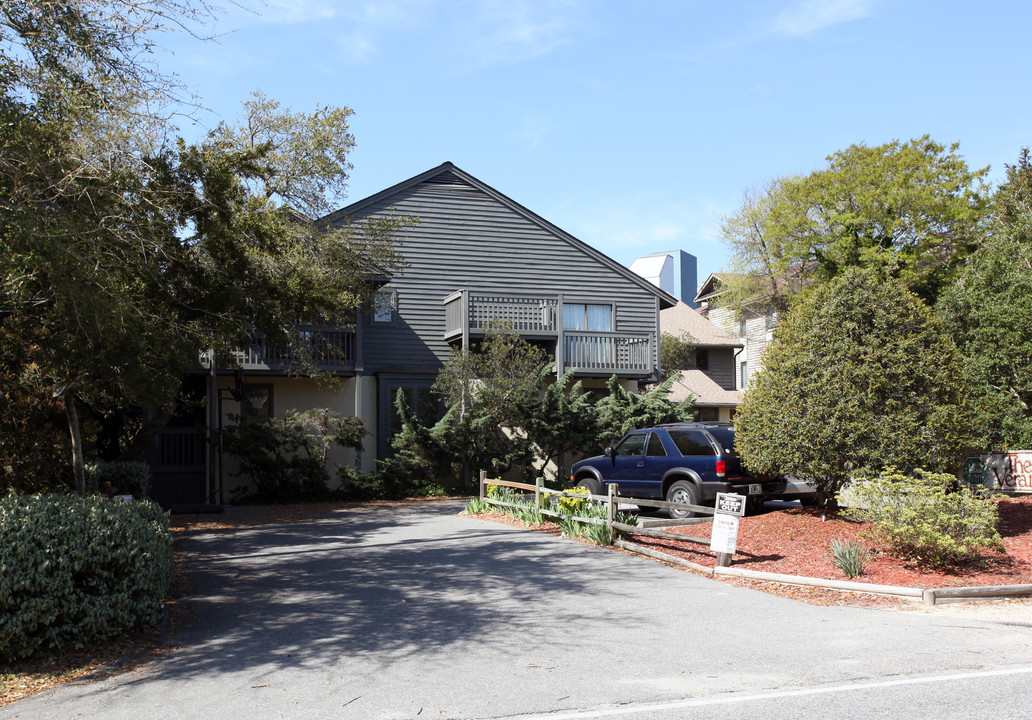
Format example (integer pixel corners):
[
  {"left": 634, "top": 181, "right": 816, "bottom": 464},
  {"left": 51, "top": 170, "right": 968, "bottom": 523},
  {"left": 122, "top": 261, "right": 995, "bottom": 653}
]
[{"left": 0, "top": 494, "right": 173, "bottom": 661}]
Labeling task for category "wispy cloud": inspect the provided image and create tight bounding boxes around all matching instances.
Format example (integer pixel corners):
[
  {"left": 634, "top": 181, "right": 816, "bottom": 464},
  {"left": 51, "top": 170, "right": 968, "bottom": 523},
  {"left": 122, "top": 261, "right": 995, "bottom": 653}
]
[
  {"left": 458, "top": 0, "right": 582, "bottom": 66},
  {"left": 769, "top": 0, "right": 876, "bottom": 37}
]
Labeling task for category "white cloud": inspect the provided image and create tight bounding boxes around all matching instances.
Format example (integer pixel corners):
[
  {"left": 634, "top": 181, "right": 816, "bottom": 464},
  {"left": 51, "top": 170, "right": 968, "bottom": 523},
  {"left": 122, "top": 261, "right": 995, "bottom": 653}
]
[
  {"left": 457, "top": 0, "right": 584, "bottom": 67},
  {"left": 769, "top": 0, "right": 876, "bottom": 37}
]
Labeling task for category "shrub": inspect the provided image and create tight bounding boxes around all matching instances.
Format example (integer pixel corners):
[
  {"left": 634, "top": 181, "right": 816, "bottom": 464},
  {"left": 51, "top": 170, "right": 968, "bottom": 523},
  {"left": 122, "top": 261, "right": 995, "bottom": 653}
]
[
  {"left": 0, "top": 494, "right": 173, "bottom": 661},
  {"left": 83, "top": 460, "right": 151, "bottom": 497},
  {"left": 829, "top": 539, "right": 870, "bottom": 578},
  {"left": 842, "top": 468, "right": 1003, "bottom": 567}
]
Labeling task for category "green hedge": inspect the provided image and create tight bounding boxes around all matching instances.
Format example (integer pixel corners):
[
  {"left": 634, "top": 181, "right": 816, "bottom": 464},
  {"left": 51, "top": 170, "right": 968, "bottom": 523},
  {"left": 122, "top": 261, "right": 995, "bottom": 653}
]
[{"left": 0, "top": 494, "right": 174, "bottom": 661}]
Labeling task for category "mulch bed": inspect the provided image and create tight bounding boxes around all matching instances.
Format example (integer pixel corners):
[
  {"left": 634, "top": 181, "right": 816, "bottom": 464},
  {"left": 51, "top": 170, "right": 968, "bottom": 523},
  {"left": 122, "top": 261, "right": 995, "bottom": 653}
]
[{"left": 625, "top": 496, "right": 1032, "bottom": 589}]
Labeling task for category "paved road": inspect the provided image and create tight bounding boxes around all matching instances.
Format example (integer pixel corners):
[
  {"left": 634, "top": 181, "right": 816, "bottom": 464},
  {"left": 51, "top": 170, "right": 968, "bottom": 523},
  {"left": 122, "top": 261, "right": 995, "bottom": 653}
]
[{"left": 5, "top": 501, "right": 1032, "bottom": 719}]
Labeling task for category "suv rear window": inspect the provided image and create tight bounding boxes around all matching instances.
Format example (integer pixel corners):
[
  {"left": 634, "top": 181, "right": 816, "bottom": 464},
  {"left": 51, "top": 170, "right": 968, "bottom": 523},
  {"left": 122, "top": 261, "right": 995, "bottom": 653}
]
[
  {"left": 705, "top": 427, "right": 737, "bottom": 455},
  {"left": 668, "top": 429, "right": 716, "bottom": 457}
]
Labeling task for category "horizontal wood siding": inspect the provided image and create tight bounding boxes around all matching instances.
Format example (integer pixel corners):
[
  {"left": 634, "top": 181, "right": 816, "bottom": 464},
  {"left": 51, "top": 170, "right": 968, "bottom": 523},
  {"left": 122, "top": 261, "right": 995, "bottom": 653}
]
[
  {"left": 707, "top": 348, "right": 737, "bottom": 391},
  {"left": 341, "top": 172, "right": 659, "bottom": 376}
]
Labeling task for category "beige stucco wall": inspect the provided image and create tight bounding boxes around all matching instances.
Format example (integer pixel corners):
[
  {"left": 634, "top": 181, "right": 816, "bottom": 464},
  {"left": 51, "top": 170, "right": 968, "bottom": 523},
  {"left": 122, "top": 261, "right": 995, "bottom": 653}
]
[{"left": 215, "top": 376, "right": 366, "bottom": 500}]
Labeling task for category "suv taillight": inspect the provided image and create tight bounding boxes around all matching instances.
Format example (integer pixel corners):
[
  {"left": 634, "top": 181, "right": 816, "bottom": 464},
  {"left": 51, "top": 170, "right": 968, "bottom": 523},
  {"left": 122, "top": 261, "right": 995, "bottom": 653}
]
[{"left": 715, "top": 459, "right": 726, "bottom": 477}]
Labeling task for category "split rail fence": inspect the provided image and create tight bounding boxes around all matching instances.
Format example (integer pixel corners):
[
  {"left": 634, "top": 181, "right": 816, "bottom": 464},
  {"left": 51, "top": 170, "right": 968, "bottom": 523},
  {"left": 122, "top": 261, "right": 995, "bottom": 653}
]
[{"left": 477, "top": 471, "right": 736, "bottom": 566}]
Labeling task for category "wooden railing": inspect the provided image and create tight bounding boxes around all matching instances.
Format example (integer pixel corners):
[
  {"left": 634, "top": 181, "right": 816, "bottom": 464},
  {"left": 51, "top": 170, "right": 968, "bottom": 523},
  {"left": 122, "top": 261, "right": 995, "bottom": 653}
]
[
  {"left": 231, "top": 327, "right": 356, "bottom": 371},
  {"left": 444, "top": 291, "right": 557, "bottom": 336},
  {"left": 562, "top": 331, "right": 651, "bottom": 374}
]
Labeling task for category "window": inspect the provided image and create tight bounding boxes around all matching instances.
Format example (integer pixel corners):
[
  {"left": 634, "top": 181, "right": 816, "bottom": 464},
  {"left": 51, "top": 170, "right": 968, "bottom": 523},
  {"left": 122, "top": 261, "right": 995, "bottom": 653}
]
[
  {"left": 614, "top": 432, "right": 647, "bottom": 457},
  {"left": 645, "top": 432, "right": 667, "bottom": 457},
  {"left": 562, "top": 303, "right": 612, "bottom": 331},
  {"left": 764, "top": 310, "right": 777, "bottom": 330},
  {"left": 739, "top": 317, "right": 748, "bottom": 336},
  {"left": 693, "top": 348, "right": 709, "bottom": 371},
  {"left": 740, "top": 361, "right": 748, "bottom": 389},
  {"left": 373, "top": 289, "right": 396, "bottom": 323},
  {"left": 668, "top": 429, "right": 716, "bottom": 457},
  {"left": 698, "top": 407, "right": 719, "bottom": 422},
  {"left": 389, "top": 386, "right": 437, "bottom": 438}
]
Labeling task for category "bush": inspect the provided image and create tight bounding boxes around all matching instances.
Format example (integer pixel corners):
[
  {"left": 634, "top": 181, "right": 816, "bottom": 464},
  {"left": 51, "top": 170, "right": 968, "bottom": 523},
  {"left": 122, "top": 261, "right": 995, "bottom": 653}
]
[
  {"left": 842, "top": 468, "right": 1003, "bottom": 567},
  {"left": 83, "top": 460, "right": 151, "bottom": 497},
  {"left": 0, "top": 494, "right": 173, "bottom": 661}
]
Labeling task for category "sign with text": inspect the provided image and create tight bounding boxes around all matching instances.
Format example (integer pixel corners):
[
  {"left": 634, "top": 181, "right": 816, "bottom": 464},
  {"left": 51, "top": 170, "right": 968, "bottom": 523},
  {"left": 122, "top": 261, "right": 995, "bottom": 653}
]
[
  {"left": 714, "top": 492, "right": 747, "bottom": 517},
  {"left": 710, "top": 513, "right": 740, "bottom": 555},
  {"left": 965, "top": 452, "right": 1032, "bottom": 493}
]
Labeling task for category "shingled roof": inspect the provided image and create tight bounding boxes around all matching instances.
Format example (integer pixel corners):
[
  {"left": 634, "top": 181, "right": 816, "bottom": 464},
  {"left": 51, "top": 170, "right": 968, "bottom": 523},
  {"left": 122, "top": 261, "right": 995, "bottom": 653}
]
[{"left": 660, "top": 301, "right": 742, "bottom": 348}]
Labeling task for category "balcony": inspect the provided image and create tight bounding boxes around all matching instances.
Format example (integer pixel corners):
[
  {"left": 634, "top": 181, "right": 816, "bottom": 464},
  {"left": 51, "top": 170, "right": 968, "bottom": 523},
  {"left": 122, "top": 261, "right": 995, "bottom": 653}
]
[
  {"left": 203, "top": 326, "right": 357, "bottom": 372},
  {"left": 443, "top": 290, "right": 655, "bottom": 378}
]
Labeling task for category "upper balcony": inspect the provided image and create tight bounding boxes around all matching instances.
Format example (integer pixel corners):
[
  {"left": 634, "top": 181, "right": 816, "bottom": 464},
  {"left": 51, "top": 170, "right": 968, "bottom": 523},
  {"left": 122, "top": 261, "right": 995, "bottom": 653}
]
[
  {"left": 201, "top": 326, "right": 357, "bottom": 373},
  {"left": 443, "top": 290, "right": 655, "bottom": 378}
]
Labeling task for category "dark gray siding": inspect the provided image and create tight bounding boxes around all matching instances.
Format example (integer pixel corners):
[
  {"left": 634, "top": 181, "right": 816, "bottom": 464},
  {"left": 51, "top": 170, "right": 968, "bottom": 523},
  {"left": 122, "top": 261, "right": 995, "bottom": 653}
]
[
  {"left": 706, "top": 348, "right": 737, "bottom": 391},
  {"left": 341, "top": 171, "right": 661, "bottom": 376}
]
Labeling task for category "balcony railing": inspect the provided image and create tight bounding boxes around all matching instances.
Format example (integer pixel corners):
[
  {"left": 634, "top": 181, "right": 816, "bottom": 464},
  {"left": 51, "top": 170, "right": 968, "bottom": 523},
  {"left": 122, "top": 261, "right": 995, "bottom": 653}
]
[
  {"left": 230, "top": 327, "right": 356, "bottom": 372},
  {"left": 443, "top": 290, "right": 655, "bottom": 378},
  {"left": 562, "top": 331, "right": 651, "bottom": 375},
  {"left": 445, "top": 291, "right": 558, "bottom": 337}
]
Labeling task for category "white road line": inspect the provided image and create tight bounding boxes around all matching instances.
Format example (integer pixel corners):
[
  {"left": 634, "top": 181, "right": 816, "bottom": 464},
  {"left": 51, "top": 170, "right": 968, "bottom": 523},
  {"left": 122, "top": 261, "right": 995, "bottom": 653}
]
[{"left": 500, "top": 666, "right": 1032, "bottom": 719}]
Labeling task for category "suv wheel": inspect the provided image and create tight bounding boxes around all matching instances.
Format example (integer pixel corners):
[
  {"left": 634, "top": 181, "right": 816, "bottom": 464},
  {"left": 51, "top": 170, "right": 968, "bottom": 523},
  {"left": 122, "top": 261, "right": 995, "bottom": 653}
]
[
  {"left": 666, "top": 480, "right": 700, "bottom": 519},
  {"left": 574, "top": 476, "right": 602, "bottom": 497}
]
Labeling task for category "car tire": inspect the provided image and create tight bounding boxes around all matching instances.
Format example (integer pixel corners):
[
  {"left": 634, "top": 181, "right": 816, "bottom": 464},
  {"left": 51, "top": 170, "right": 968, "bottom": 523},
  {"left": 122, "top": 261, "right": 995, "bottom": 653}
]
[
  {"left": 665, "top": 480, "right": 700, "bottom": 519},
  {"left": 574, "top": 476, "right": 602, "bottom": 498}
]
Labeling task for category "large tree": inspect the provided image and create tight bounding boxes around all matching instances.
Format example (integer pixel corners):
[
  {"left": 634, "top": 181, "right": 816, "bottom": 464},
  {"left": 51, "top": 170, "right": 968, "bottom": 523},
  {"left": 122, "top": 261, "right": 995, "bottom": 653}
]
[
  {"left": 717, "top": 136, "right": 989, "bottom": 315},
  {"left": 734, "top": 267, "right": 970, "bottom": 506},
  {"left": 0, "top": 1, "right": 405, "bottom": 492},
  {"left": 940, "top": 149, "right": 1032, "bottom": 449}
]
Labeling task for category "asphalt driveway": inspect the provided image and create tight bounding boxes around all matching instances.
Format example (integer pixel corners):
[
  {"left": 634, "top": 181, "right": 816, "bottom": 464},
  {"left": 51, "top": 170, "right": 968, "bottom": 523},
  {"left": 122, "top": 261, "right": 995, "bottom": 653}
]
[{"left": 6, "top": 501, "right": 1032, "bottom": 720}]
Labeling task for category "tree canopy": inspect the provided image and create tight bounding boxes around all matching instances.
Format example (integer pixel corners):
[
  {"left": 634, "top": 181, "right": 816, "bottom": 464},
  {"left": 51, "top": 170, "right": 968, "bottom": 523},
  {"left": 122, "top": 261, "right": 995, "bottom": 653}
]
[
  {"left": 717, "top": 136, "right": 989, "bottom": 315},
  {"left": 734, "top": 267, "right": 970, "bottom": 505},
  {"left": 940, "top": 149, "right": 1032, "bottom": 449},
  {"left": 0, "top": 1, "right": 406, "bottom": 492}
]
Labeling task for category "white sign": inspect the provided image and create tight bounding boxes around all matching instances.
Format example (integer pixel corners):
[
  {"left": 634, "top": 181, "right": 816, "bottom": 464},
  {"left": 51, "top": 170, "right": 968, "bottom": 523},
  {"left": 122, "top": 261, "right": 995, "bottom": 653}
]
[
  {"left": 966, "top": 452, "right": 1032, "bottom": 493},
  {"left": 710, "top": 513, "right": 740, "bottom": 555},
  {"left": 715, "top": 492, "right": 747, "bottom": 517}
]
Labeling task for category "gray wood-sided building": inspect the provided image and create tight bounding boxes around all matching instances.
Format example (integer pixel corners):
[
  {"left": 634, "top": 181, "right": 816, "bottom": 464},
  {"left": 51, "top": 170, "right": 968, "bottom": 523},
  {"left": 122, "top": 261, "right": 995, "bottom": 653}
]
[{"left": 148, "top": 162, "right": 677, "bottom": 505}]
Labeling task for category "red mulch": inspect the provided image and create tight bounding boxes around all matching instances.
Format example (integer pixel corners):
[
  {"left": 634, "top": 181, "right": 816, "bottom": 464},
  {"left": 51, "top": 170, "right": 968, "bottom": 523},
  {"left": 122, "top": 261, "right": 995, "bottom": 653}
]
[{"left": 628, "top": 495, "right": 1032, "bottom": 589}]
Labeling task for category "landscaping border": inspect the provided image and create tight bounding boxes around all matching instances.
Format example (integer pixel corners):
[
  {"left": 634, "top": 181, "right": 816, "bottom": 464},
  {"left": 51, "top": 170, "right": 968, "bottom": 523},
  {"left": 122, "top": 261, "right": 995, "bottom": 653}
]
[{"left": 614, "top": 539, "right": 1032, "bottom": 605}]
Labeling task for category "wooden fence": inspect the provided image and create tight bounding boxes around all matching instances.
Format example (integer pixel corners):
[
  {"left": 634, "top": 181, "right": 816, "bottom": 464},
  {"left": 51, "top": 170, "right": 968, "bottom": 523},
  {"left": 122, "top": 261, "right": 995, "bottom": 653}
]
[{"left": 477, "top": 471, "right": 735, "bottom": 566}]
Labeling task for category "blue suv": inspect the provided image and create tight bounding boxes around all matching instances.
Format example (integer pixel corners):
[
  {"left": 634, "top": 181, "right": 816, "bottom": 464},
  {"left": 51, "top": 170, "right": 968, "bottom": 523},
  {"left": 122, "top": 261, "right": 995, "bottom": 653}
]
[{"left": 570, "top": 423, "right": 785, "bottom": 518}]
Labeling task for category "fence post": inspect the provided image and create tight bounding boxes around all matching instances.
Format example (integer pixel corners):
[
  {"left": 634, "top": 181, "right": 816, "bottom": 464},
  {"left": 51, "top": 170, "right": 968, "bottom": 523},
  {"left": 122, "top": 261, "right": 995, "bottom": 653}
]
[
  {"left": 607, "top": 482, "right": 617, "bottom": 534},
  {"left": 535, "top": 477, "right": 543, "bottom": 510},
  {"left": 479, "top": 470, "right": 486, "bottom": 501}
]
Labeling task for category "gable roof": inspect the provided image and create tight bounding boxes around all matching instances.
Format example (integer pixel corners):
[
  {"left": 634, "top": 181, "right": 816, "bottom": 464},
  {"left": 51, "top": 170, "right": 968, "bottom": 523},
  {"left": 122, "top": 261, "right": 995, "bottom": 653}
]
[
  {"left": 322, "top": 162, "right": 678, "bottom": 309},
  {"left": 660, "top": 300, "right": 742, "bottom": 348}
]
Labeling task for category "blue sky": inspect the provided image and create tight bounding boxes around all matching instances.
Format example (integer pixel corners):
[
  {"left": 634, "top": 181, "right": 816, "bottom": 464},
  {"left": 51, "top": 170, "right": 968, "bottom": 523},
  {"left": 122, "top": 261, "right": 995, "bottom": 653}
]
[{"left": 157, "top": 0, "right": 1032, "bottom": 291}]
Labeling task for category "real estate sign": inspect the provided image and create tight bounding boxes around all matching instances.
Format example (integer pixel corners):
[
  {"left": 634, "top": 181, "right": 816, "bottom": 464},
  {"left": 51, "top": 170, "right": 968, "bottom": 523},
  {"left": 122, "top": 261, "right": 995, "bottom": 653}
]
[{"left": 964, "top": 451, "right": 1032, "bottom": 493}]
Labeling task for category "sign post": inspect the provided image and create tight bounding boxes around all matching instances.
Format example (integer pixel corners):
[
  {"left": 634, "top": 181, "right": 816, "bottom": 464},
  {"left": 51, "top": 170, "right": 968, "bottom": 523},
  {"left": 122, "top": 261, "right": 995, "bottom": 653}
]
[{"left": 711, "top": 492, "right": 746, "bottom": 567}]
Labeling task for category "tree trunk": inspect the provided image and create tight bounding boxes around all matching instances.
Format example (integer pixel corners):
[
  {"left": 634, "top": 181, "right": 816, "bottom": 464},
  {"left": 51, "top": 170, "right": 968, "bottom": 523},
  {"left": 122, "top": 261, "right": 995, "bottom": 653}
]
[
  {"left": 118, "top": 405, "right": 173, "bottom": 461},
  {"left": 65, "top": 394, "right": 85, "bottom": 494}
]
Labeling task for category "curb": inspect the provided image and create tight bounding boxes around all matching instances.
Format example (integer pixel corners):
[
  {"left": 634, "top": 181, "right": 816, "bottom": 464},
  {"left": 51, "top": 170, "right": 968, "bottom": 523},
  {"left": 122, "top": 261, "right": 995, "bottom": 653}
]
[{"left": 613, "top": 539, "right": 1032, "bottom": 605}]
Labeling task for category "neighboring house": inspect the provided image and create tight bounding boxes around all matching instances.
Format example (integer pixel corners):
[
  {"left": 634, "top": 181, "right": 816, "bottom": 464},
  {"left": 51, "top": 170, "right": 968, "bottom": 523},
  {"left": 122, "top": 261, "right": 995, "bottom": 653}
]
[
  {"left": 659, "top": 300, "right": 742, "bottom": 422},
  {"left": 693, "top": 273, "right": 779, "bottom": 392},
  {"left": 148, "top": 162, "right": 677, "bottom": 506}
]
